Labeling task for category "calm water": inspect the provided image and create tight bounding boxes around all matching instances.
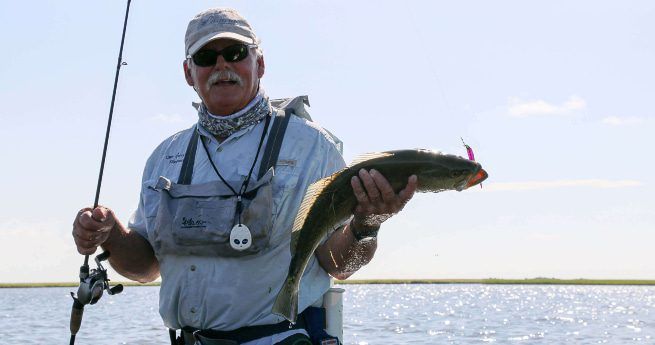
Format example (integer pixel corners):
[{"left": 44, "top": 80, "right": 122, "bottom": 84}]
[{"left": 0, "top": 284, "right": 653, "bottom": 344}]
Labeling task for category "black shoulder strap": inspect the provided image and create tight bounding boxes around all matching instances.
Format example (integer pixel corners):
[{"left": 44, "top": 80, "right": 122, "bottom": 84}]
[
  {"left": 168, "top": 329, "right": 178, "bottom": 345},
  {"left": 258, "top": 110, "right": 292, "bottom": 179},
  {"left": 177, "top": 127, "right": 199, "bottom": 185}
]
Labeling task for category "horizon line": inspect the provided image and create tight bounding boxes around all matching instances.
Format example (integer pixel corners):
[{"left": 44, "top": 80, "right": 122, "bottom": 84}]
[{"left": 3, "top": 278, "right": 655, "bottom": 288}]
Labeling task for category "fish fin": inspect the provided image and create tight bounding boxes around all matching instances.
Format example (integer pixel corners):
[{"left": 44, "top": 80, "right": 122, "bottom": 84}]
[
  {"left": 272, "top": 278, "right": 299, "bottom": 323},
  {"left": 290, "top": 227, "right": 301, "bottom": 256},
  {"left": 348, "top": 152, "right": 394, "bottom": 166},
  {"left": 290, "top": 175, "right": 335, "bottom": 255}
]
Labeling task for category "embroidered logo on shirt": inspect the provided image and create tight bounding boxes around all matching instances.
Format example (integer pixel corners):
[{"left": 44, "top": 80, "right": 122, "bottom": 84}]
[
  {"left": 165, "top": 153, "right": 185, "bottom": 164},
  {"left": 181, "top": 217, "right": 207, "bottom": 228},
  {"left": 277, "top": 159, "right": 296, "bottom": 167}
]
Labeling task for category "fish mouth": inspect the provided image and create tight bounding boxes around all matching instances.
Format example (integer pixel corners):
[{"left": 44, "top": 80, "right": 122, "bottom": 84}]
[{"left": 465, "top": 168, "right": 488, "bottom": 189}]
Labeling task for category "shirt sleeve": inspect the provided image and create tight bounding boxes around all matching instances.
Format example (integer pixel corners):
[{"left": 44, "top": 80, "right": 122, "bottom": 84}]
[
  {"left": 321, "top": 138, "right": 347, "bottom": 179},
  {"left": 127, "top": 186, "right": 148, "bottom": 239},
  {"left": 127, "top": 149, "right": 160, "bottom": 240}
]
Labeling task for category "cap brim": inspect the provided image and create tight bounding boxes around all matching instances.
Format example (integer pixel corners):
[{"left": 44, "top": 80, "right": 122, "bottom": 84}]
[{"left": 187, "top": 32, "right": 255, "bottom": 56}]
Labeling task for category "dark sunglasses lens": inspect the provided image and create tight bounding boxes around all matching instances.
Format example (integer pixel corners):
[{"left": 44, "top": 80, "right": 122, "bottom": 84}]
[
  {"left": 222, "top": 44, "right": 249, "bottom": 62},
  {"left": 192, "top": 50, "right": 218, "bottom": 67},
  {"left": 192, "top": 45, "right": 250, "bottom": 66}
]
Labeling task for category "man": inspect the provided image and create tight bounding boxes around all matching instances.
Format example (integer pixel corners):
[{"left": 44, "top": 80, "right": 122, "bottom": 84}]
[{"left": 72, "top": 8, "right": 417, "bottom": 345}]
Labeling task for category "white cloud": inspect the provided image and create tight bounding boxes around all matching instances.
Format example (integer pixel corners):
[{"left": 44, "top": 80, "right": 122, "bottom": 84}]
[
  {"left": 0, "top": 218, "right": 78, "bottom": 282},
  {"left": 601, "top": 116, "right": 645, "bottom": 126},
  {"left": 484, "top": 179, "right": 642, "bottom": 192},
  {"left": 149, "top": 113, "right": 185, "bottom": 123},
  {"left": 508, "top": 95, "right": 586, "bottom": 117}
]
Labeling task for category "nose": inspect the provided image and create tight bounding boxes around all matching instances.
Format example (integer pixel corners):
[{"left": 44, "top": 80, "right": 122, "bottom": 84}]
[{"left": 213, "top": 55, "right": 230, "bottom": 70}]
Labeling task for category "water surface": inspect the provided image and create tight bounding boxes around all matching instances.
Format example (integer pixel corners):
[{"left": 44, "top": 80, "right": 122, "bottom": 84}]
[{"left": 0, "top": 284, "right": 653, "bottom": 344}]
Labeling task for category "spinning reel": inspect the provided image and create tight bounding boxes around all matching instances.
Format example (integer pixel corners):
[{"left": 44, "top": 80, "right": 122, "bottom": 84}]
[
  {"left": 71, "top": 251, "right": 123, "bottom": 306},
  {"left": 69, "top": 251, "right": 123, "bottom": 341}
]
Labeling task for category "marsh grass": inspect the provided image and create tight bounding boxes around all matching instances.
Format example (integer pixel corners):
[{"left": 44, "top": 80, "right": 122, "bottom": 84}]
[
  {"left": 2, "top": 278, "right": 654, "bottom": 288},
  {"left": 0, "top": 282, "right": 159, "bottom": 288},
  {"left": 335, "top": 278, "right": 655, "bottom": 285}
]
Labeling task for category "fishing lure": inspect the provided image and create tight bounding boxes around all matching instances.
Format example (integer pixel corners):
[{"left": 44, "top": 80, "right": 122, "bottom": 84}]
[
  {"left": 461, "top": 137, "right": 481, "bottom": 188},
  {"left": 461, "top": 137, "right": 475, "bottom": 161}
]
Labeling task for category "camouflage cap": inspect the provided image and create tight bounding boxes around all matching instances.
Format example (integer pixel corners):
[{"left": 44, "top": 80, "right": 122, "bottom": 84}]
[{"left": 185, "top": 8, "right": 259, "bottom": 57}]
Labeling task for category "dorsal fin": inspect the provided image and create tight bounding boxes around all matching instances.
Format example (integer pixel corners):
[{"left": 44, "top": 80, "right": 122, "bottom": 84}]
[
  {"left": 349, "top": 152, "right": 394, "bottom": 166},
  {"left": 290, "top": 174, "right": 336, "bottom": 254}
]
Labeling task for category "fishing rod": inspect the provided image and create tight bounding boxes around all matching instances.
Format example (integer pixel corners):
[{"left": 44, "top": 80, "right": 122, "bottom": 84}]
[{"left": 69, "top": 1, "right": 132, "bottom": 344}]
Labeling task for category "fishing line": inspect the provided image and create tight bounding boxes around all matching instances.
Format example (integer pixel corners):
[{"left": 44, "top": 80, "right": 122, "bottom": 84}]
[
  {"left": 404, "top": 4, "right": 453, "bottom": 117},
  {"left": 406, "top": 5, "right": 483, "bottom": 161},
  {"left": 69, "top": 1, "right": 132, "bottom": 344}
]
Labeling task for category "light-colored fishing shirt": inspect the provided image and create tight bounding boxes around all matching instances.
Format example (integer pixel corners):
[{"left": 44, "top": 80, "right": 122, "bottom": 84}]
[{"left": 128, "top": 113, "right": 345, "bottom": 331}]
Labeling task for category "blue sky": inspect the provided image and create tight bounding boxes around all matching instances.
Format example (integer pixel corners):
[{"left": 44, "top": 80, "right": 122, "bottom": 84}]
[{"left": 0, "top": 0, "right": 653, "bottom": 282}]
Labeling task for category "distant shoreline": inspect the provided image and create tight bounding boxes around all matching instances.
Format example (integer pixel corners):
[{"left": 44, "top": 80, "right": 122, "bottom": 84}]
[{"left": 2, "top": 278, "right": 655, "bottom": 288}]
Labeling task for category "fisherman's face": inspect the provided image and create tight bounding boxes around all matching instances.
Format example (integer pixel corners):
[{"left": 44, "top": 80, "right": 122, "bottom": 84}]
[{"left": 184, "top": 38, "right": 265, "bottom": 116}]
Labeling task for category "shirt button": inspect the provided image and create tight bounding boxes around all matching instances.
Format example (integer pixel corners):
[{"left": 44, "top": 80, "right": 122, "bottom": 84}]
[
  {"left": 190, "top": 265, "right": 196, "bottom": 271},
  {"left": 190, "top": 307, "right": 196, "bottom": 314}
]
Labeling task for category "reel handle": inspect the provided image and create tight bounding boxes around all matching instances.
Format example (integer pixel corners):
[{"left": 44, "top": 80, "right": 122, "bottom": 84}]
[
  {"left": 69, "top": 296, "right": 85, "bottom": 335},
  {"left": 95, "top": 250, "right": 111, "bottom": 262},
  {"left": 109, "top": 284, "right": 124, "bottom": 295}
]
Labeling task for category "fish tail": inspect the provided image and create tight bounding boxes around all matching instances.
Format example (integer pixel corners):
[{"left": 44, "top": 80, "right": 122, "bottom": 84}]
[{"left": 272, "top": 278, "right": 299, "bottom": 323}]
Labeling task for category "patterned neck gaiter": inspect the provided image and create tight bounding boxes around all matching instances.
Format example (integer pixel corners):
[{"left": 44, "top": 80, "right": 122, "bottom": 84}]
[{"left": 197, "top": 90, "right": 271, "bottom": 138}]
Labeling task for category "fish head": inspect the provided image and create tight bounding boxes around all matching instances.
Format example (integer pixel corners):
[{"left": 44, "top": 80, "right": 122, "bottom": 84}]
[
  {"left": 413, "top": 151, "right": 488, "bottom": 192},
  {"left": 464, "top": 167, "right": 488, "bottom": 190}
]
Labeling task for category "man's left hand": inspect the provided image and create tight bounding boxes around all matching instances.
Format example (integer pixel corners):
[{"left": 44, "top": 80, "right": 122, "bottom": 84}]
[{"left": 350, "top": 169, "right": 418, "bottom": 235}]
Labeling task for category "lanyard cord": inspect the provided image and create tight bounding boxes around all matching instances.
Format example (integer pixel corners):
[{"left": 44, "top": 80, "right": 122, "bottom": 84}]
[{"left": 199, "top": 113, "right": 272, "bottom": 223}]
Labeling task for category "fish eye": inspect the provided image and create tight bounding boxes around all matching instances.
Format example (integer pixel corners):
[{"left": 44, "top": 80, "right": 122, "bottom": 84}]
[{"left": 450, "top": 170, "right": 464, "bottom": 178}]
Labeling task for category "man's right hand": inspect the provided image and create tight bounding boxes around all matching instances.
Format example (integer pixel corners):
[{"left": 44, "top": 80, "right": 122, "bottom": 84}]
[{"left": 72, "top": 207, "right": 117, "bottom": 255}]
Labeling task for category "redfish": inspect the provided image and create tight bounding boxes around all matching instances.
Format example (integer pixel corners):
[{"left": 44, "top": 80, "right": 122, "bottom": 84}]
[{"left": 272, "top": 149, "right": 488, "bottom": 323}]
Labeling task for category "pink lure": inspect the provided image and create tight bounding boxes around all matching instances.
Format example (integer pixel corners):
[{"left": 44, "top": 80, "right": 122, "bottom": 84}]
[
  {"left": 461, "top": 137, "right": 481, "bottom": 188},
  {"left": 461, "top": 137, "right": 475, "bottom": 161}
]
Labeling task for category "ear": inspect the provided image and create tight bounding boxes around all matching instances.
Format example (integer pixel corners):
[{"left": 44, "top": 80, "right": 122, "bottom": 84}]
[
  {"left": 256, "top": 55, "right": 265, "bottom": 78},
  {"left": 183, "top": 60, "right": 195, "bottom": 87}
]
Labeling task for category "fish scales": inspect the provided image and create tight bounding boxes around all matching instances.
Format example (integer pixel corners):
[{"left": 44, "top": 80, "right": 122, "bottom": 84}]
[{"left": 272, "top": 149, "right": 488, "bottom": 323}]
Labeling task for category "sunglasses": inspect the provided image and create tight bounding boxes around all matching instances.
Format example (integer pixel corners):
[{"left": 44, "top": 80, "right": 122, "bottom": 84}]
[{"left": 189, "top": 43, "right": 257, "bottom": 67}]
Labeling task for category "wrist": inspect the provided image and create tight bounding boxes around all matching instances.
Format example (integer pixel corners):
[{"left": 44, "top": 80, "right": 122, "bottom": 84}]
[{"left": 350, "top": 219, "right": 380, "bottom": 241}]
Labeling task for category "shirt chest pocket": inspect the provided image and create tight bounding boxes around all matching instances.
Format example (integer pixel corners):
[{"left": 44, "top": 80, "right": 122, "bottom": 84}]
[
  {"left": 270, "top": 159, "right": 300, "bottom": 203},
  {"left": 237, "top": 159, "right": 300, "bottom": 203}
]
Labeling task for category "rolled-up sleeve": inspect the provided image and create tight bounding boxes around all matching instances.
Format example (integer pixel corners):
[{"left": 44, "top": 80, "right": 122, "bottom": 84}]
[
  {"left": 127, "top": 187, "right": 148, "bottom": 239},
  {"left": 127, "top": 149, "right": 161, "bottom": 240}
]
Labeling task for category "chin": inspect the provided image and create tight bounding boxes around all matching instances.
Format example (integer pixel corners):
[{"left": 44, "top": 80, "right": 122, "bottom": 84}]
[{"left": 205, "top": 100, "right": 244, "bottom": 116}]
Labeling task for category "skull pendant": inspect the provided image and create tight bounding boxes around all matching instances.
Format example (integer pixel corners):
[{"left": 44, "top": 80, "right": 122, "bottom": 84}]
[{"left": 230, "top": 224, "right": 252, "bottom": 251}]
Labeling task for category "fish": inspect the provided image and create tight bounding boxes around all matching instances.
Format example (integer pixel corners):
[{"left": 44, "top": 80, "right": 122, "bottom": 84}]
[{"left": 272, "top": 149, "right": 488, "bottom": 323}]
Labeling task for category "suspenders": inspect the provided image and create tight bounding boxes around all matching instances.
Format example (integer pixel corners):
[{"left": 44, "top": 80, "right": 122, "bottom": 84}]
[
  {"left": 178, "top": 129, "right": 199, "bottom": 185},
  {"left": 257, "top": 109, "right": 292, "bottom": 179},
  {"left": 177, "top": 109, "right": 292, "bottom": 185}
]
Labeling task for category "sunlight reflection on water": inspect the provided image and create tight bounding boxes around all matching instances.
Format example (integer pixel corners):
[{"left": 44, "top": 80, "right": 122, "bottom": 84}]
[{"left": 344, "top": 284, "right": 655, "bottom": 344}]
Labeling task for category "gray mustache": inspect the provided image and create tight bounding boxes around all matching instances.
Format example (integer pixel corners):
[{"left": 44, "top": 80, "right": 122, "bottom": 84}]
[{"left": 206, "top": 70, "right": 243, "bottom": 88}]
